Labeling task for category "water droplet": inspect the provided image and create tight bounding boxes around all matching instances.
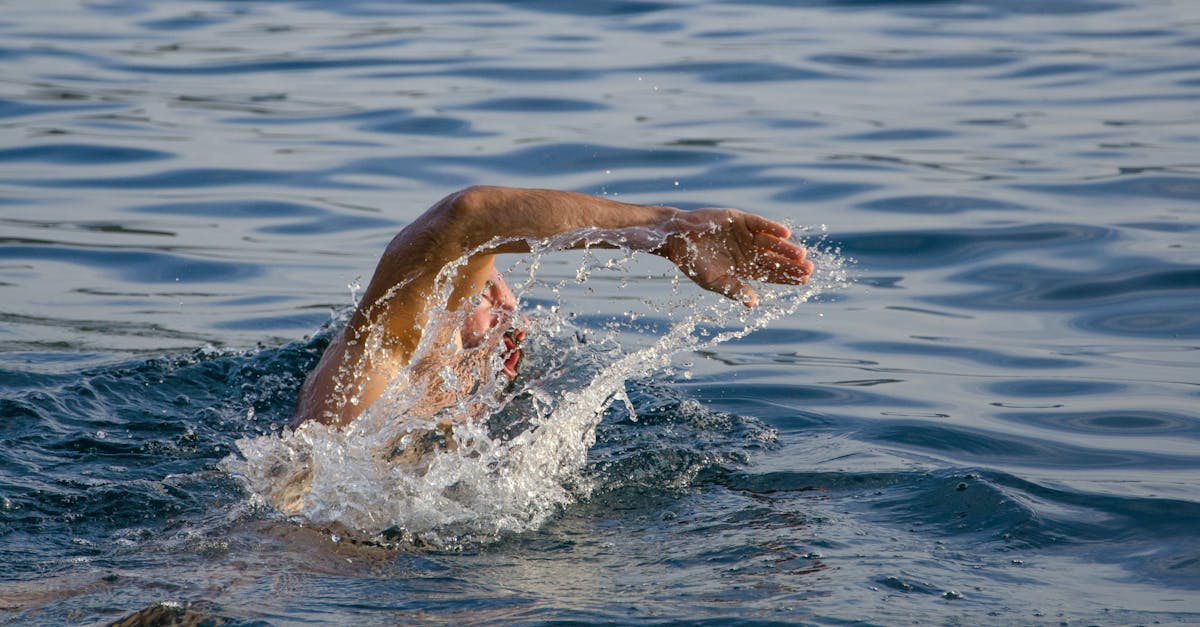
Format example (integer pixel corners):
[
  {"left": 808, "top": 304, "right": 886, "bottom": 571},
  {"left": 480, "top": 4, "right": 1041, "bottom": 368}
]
[{"left": 224, "top": 231, "right": 848, "bottom": 541}]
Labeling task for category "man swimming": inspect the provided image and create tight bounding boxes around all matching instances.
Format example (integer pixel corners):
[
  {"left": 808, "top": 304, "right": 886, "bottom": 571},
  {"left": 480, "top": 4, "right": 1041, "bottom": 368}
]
[{"left": 289, "top": 186, "right": 813, "bottom": 431}]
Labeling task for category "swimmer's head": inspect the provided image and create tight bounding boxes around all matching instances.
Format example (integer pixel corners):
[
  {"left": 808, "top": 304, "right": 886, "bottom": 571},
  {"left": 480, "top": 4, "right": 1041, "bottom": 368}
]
[{"left": 460, "top": 269, "right": 525, "bottom": 379}]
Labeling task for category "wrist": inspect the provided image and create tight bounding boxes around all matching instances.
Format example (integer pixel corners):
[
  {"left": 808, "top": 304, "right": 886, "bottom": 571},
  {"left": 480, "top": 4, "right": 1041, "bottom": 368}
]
[{"left": 648, "top": 206, "right": 685, "bottom": 259}]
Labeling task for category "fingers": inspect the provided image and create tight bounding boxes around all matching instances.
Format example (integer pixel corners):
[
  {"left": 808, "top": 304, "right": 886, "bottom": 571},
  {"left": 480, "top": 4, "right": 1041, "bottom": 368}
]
[
  {"left": 747, "top": 257, "right": 811, "bottom": 285},
  {"left": 752, "top": 231, "right": 806, "bottom": 261},
  {"left": 743, "top": 213, "right": 791, "bottom": 240},
  {"left": 739, "top": 285, "right": 759, "bottom": 307},
  {"left": 707, "top": 273, "right": 759, "bottom": 307},
  {"left": 746, "top": 231, "right": 812, "bottom": 284}
]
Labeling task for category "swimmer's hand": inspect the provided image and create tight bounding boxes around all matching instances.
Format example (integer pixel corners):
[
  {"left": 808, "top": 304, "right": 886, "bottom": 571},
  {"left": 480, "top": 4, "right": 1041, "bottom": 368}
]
[{"left": 660, "top": 208, "right": 813, "bottom": 307}]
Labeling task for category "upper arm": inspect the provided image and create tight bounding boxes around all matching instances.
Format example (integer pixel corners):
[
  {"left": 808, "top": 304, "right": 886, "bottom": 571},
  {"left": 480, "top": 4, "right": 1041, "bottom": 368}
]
[{"left": 351, "top": 193, "right": 498, "bottom": 361}]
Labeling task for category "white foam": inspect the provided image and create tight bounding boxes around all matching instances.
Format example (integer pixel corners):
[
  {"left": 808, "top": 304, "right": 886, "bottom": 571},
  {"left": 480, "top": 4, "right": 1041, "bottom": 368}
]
[{"left": 223, "top": 231, "right": 847, "bottom": 545}]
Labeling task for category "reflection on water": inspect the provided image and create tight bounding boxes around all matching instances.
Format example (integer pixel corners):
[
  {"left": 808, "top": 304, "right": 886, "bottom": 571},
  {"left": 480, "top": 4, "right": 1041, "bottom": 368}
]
[{"left": 2, "top": 0, "right": 1199, "bottom": 624}]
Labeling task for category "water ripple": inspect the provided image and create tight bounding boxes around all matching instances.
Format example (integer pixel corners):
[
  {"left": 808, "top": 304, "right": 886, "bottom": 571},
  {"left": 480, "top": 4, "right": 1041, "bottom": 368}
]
[
  {"left": 131, "top": 198, "right": 398, "bottom": 235},
  {"left": 999, "top": 409, "right": 1199, "bottom": 437},
  {"left": 459, "top": 96, "right": 609, "bottom": 112},
  {"left": 9, "top": 167, "right": 360, "bottom": 190},
  {"left": 936, "top": 258, "right": 1200, "bottom": 324},
  {"left": 113, "top": 55, "right": 462, "bottom": 76},
  {"left": 810, "top": 51, "right": 1019, "bottom": 71},
  {"left": 839, "top": 223, "right": 1114, "bottom": 269},
  {"left": 986, "top": 378, "right": 1119, "bottom": 397},
  {"left": 633, "top": 60, "right": 840, "bottom": 82},
  {"left": 350, "top": 142, "right": 729, "bottom": 180},
  {"left": 855, "top": 194, "right": 1027, "bottom": 214},
  {"left": 848, "top": 340, "right": 1086, "bottom": 370},
  {"left": 0, "top": 96, "right": 118, "bottom": 120},
  {"left": 1073, "top": 302, "right": 1200, "bottom": 338},
  {"left": 771, "top": 180, "right": 880, "bottom": 203},
  {"left": 0, "top": 244, "right": 262, "bottom": 284},
  {"left": 840, "top": 128, "right": 958, "bottom": 142},
  {"left": 0, "top": 143, "right": 171, "bottom": 164},
  {"left": 1018, "top": 175, "right": 1200, "bottom": 201},
  {"left": 991, "top": 62, "right": 1105, "bottom": 80},
  {"left": 868, "top": 421, "right": 1177, "bottom": 469}
]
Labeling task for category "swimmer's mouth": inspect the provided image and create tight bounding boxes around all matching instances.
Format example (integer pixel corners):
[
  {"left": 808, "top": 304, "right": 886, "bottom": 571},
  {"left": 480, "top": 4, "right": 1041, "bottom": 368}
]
[{"left": 501, "top": 328, "right": 524, "bottom": 379}]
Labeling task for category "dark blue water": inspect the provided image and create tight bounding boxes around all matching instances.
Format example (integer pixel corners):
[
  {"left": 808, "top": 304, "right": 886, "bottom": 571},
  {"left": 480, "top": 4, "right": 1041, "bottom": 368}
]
[{"left": 3, "top": 0, "right": 1199, "bottom": 624}]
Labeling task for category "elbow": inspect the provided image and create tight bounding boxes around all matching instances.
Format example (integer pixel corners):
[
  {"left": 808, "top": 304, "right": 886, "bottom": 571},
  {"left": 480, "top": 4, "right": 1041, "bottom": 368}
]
[
  {"left": 397, "top": 186, "right": 494, "bottom": 254},
  {"left": 432, "top": 185, "right": 513, "bottom": 251},
  {"left": 421, "top": 185, "right": 531, "bottom": 256},
  {"left": 441, "top": 185, "right": 500, "bottom": 223}
]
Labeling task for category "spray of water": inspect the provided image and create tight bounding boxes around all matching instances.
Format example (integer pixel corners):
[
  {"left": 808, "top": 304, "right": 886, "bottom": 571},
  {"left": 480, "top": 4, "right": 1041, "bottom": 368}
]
[{"left": 223, "top": 226, "right": 847, "bottom": 547}]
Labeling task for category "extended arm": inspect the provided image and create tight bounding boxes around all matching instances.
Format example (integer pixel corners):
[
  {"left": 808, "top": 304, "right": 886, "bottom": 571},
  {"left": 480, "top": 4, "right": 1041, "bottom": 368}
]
[{"left": 291, "top": 186, "right": 812, "bottom": 428}]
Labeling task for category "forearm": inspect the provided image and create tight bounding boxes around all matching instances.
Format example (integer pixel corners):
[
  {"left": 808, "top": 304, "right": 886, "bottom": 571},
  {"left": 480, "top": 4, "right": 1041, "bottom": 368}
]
[{"left": 444, "top": 185, "right": 683, "bottom": 256}]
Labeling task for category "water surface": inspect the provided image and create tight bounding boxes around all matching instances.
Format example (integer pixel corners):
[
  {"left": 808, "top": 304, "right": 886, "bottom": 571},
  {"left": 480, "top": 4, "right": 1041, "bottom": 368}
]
[{"left": 1, "top": 0, "right": 1198, "bottom": 624}]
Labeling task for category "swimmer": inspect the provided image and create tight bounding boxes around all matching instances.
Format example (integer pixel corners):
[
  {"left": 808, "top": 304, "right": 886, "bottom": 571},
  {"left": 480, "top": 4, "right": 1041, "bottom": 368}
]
[{"left": 289, "top": 186, "right": 813, "bottom": 431}]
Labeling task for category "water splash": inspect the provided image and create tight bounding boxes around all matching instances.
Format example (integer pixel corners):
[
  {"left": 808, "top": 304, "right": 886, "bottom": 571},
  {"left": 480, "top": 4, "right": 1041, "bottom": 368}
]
[{"left": 223, "top": 229, "right": 847, "bottom": 546}]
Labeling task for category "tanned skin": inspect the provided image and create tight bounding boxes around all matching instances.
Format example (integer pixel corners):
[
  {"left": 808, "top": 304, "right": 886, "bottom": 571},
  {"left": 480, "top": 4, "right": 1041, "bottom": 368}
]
[{"left": 290, "top": 186, "right": 814, "bottom": 429}]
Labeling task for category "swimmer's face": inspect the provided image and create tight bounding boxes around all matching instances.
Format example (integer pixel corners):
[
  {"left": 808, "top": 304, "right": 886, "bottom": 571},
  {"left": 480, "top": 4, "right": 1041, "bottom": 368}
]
[{"left": 460, "top": 269, "right": 524, "bottom": 379}]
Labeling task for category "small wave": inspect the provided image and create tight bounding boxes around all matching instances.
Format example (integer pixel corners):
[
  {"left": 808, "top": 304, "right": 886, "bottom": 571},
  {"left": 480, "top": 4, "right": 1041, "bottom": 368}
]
[
  {"left": 1018, "top": 175, "right": 1200, "bottom": 202},
  {"left": 0, "top": 143, "right": 171, "bottom": 165},
  {"left": 0, "top": 342, "right": 317, "bottom": 576},
  {"left": 0, "top": 244, "right": 263, "bottom": 284},
  {"left": 837, "top": 222, "right": 1114, "bottom": 270}
]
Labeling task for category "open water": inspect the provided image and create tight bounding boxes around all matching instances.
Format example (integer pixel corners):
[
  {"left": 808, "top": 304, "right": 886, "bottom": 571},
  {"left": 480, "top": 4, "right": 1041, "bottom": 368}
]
[{"left": 1, "top": 0, "right": 1198, "bottom": 625}]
